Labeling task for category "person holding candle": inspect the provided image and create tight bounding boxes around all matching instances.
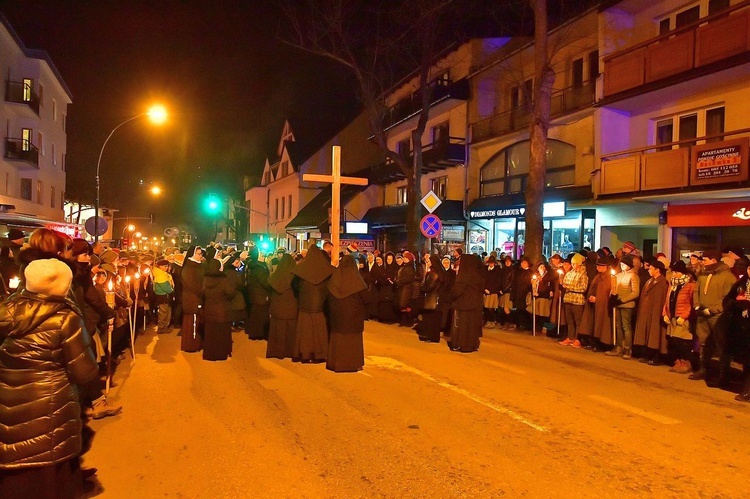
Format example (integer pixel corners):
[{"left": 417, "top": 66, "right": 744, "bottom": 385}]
[
  {"left": 558, "top": 253, "right": 589, "bottom": 347},
  {"left": 606, "top": 254, "right": 641, "bottom": 359}
]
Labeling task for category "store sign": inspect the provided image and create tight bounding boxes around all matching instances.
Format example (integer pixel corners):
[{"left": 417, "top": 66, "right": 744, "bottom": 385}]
[
  {"left": 691, "top": 138, "right": 749, "bottom": 186},
  {"left": 669, "top": 201, "right": 750, "bottom": 227},
  {"left": 442, "top": 226, "right": 465, "bottom": 241},
  {"left": 469, "top": 202, "right": 565, "bottom": 219},
  {"left": 339, "top": 238, "right": 375, "bottom": 251}
]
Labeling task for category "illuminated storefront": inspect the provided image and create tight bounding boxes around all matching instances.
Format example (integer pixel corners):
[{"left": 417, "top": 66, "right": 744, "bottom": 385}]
[{"left": 668, "top": 200, "right": 750, "bottom": 259}]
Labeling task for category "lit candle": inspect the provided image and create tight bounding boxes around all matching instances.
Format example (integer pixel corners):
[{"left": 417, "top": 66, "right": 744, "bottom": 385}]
[
  {"left": 105, "top": 280, "right": 115, "bottom": 308},
  {"left": 8, "top": 276, "right": 19, "bottom": 290}
]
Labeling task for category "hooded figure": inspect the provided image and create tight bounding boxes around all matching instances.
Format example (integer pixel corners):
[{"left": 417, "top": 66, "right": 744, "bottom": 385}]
[
  {"left": 326, "top": 254, "right": 368, "bottom": 372},
  {"left": 200, "top": 258, "right": 235, "bottom": 361},
  {"left": 376, "top": 252, "right": 398, "bottom": 323},
  {"left": 0, "top": 259, "right": 99, "bottom": 499},
  {"left": 179, "top": 245, "right": 204, "bottom": 352},
  {"left": 291, "top": 245, "right": 333, "bottom": 362},
  {"left": 449, "top": 254, "right": 483, "bottom": 352},
  {"left": 416, "top": 255, "right": 447, "bottom": 343},
  {"left": 266, "top": 254, "right": 298, "bottom": 359},
  {"left": 244, "top": 246, "right": 271, "bottom": 340},
  {"left": 223, "top": 255, "right": 246, "bottom": 327}
]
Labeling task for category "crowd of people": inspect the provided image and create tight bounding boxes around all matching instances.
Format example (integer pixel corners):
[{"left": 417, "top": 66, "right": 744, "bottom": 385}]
[{"left": 1, "top": 226, "right": 749, "bottom": 498}]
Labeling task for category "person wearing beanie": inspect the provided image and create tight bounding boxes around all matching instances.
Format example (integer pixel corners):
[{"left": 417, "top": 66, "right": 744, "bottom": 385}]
[
  {"left": 0, "top": 258, "right": 103, "bottom": 498},
  {"left": 578, "top": 256, "right": 613, "bottom": 350},
  {"left": 663, "top": 260, "right": 696, "bottom": 374},
  {"left": 606, "top": 253, "right": 641, "bottom": 359},
  {"left": 689, "top": 251, "right": 737, "bottom": 383},
  {"left": 634, "top": 258, "right": 669, "bottom": 365},
  {"left": 622, "top": 241, "right": 640, "bottom": 256},
  {"left": 558, "top": 253, "right": 589, "bottom": 347},
  {"left": 153, "top": 259, "right": 175, "bottom": 334},
  {"left": 723, "top": 271, "right": 750, "bottom": 401}
]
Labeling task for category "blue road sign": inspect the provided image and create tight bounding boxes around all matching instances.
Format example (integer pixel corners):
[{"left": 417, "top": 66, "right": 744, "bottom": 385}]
[{"left": 420, "top": 214, "right": 442, "bottom": 239}]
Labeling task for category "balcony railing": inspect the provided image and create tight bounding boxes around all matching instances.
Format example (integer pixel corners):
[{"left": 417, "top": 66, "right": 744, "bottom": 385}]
[
  {"left": 381, "top": 77, "right": 470, "bottom": 132},
  {"left": 5, "top": 138, "right": 40, "bottom": 167},
  {"left": 367, "top": 137, "right": 466, "bottom": 185},
  {"left": 602, "top": 0, "right": 750, "bottom": 99},
  {"left": 4, "top": 81, "right": 40, "bottom": 115},
  {"left": 471, "top": 82, "right": 595, "bottom": 144},
  {"left": 598, "top": 128, "right": 750, "bottom": 197}
]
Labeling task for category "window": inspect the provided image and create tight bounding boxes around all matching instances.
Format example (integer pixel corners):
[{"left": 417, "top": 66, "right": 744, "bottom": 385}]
[
  {"left": 572, "top": 58, "right": 584, "bottom": 88},
  {"left": 708, "top": 0, "right": 730, "bottom": 15},
  {"left": 431, "top": 176, "right": 447, "bottom": 199},
  {"left": 653, "top": 106, "right": 725, "bottom": 149},
  {"left": 288, "top": 195, "right": 292, "bottom": 216},
  {"left": 20, "top": 179, "right": 32, "bottom": 201},
  {"left": 480, "top": 139, "right": 576, "bottom": 196},
  {"left": 397, "top": 138, "right": 410, "bottom": 159},
  {"left": 52, "top": 144, "right": 56, "bottom": 165},
  {"left": 62, "top": 153, "right": 66, "bottom": 171},
  {"left": 264, "top": 171, "right": 270, "bottom": 185},
  {"left": 22, "top": 129, "right": 32, "bottom": 151},
  {"left": 396, "top": 186, "right": 407, "bottom": 205},
  {"left": 38, "top": 132, "right": 44, "bottom": 156},
  {"left": 37, "top": 181, "right": 43, "bottom": 204},
  {"left": 22, "top": 79, "right": 32, "bottom": 101},
  {"left": 38, "top": 84, "right": 44, "bottom": 107},
  {"left": 432, "top": 122, "right": 449, "bottom": 146},
  {"left": 281, "top": 161, "right": 289, "bottom": 177},
  {"left": 51, "top": 186, "right": 55, "bottom": 208},
  {"left": 511, "top": 79, "right": 533, "bottom": 109},
  {"left": 4, "top": 173, "right": 8, "bottom": 194},
  {"left": 676, "top": 5, "right": 700, "bottom": 28},
  {"left": 588, "top": 50, "right": 600, "bottom": 82},
  {"left": 281, "top": 196, "right": 286, "bottom": 219},
  {"left": 275, "top": 198, "right": 279, "bottom": 220},
  {"left": 52, "top": 99, "right": 57, "bottom": 121},
  {"left": 658, "top": 1, "right": 727, "bottom": 34},
  {"left": 61, "top": 191, "right": 65, "bottom": 210}
]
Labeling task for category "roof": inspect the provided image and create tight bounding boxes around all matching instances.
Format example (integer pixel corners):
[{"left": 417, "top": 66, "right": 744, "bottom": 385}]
[
  {"left": 286, "top": 184, "right": 369, "bottom": 232},
  {"left": 363, "top": 200, "right": 465, "bottom": 228}
]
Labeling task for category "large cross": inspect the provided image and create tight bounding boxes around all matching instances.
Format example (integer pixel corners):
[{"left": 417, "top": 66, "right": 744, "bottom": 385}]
[{"left": 303, "top": 145, "right": 368, "bottom": 266}]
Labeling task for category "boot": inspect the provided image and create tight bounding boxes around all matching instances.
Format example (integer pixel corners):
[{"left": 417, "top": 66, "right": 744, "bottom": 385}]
[
  {"left": 736, "top": 376, "right": 750, "bottom": 402},
  {"left": 605, "top": 346, "right": 622, "bottom": 357},
  {"left": 689, "top": 346, "right": 708, "bottom": 380}
]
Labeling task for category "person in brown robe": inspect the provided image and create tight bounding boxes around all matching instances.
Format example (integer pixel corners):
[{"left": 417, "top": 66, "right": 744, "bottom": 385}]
[
  {"left": 326, "top": 254, "right": 368, "bottom": 372},
  {"left": 201, "top": 258, "right": 235, "bottom": 361},
  {"left": 634, "top": 260, "right": 669, "bottom": 365},
  {"left": 266, "top": 254, "right": 297, "bottom": 359},
  {"left": 449, "top": 254, "right": 484, "bottom": 352},
  {"left": 180, "top": 246, "right": 204, "bottom": 352},
  {"left": 579, "top": 256, "right": 613, "bottom": 350},
  {"left": 292, "top": 245, "right": 333, "bottom": 362}
]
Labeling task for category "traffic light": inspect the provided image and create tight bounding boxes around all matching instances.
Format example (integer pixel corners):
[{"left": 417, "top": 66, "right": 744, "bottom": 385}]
[
  {"left": 258, "top": 234, "right": 270, "bottom": 251},
  {"left": 203, "top": 194, "right": 222, "bottom": 215}
]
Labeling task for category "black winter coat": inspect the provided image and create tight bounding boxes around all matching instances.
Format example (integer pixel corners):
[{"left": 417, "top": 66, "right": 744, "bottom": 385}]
[
  {"left": 201, "top": 271, "right": 236, "bottom": 323},
  {"left": 484, "top": 265, "right": 502, "bottom": 294},
  {"left": 512, "top": 267, "right": 533, "bottom": 309},
  {"left": 395, "top": 263, "right": 415, "bottom": 309},
  {"left": 499, "top": 264, "right": 514, "bottom": 295},
  {"left": 422, "top": 270, "right": 441, "bottom": 310},
  {"left": 0, "top": 291, "right": 98, "bottom": 469}
]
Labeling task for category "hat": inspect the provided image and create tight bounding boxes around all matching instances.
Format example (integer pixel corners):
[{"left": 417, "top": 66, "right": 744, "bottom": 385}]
[
  {"left": 622, "top": 241, "right": 637, "bottom": 254},
  {"left": 100, "top": 262, "right": 117, "bottom": 274},
  {"left": 99, "top": 249, "right": 118, "bottom": 264},
  {"left": 7, "top": 228, "right": 25, "bottom": 242},
  {"left": 655, "top": 253, "right": 670, "bottom": 269},
  {"left": 571, "top": 253, "right": 585, "bottom": 266},
  {"left": 24, "top": 258, "right": 73, "bottom": 297},
  {"left": 140, "top": 254, "right": 155, "bottom": 264},
  {"left": 402, "top": 251, "right": 414, "bottom": 262},
  {"left": 670, "top": 260, "right": 688, "bottom": 273},
  {"left": 620, "top": 254, "right": 635, "bottom": 269},
  {"left": 724, "top": 247, "right": 745, "bottom": 260},
  {"left": 90, "top": 255, "right": 101, "bottom": 267},
  {"left": 596, "top": 256, "right": 611, "bottom": 267},
  {"left": 347, "top": 242, "right": 358, "bottom": 253},
  {"left": 702, "top": 250, "right": 722, "bottom": 262},
  {"left": 689, "top": 252, "right": 702, "bottom": 258},
  {"left": 650, "top": 259, "right": 666, "bottom": 273},
  {"left": 156, "top": 259, "right": 169, "bottom": 267}
]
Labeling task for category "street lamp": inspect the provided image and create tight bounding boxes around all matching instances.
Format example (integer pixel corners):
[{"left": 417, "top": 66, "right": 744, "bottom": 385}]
[{"left": 94, "top": 105, "right": 168, "bottom": 243}]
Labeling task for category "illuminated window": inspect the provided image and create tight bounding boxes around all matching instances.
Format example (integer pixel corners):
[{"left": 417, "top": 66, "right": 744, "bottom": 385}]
[
  {"left": 22, "top": 79, "right": 32, "bottom": 101},
  {"left": 21, "top": 129, "right": 31, "bottom": 151},
  {"left": 52, "top": 99, "right": 57, "bottom": 121},
  {"left": 396, "top": 186, "right": 407, "bottom": 205},
  {"left": 431, "top": 176, "right": 447, "bottom": 199}
]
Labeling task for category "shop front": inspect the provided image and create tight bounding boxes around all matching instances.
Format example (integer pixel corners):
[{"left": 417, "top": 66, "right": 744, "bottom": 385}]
[
  {"left": 668, "top": 199, "right": 750, "bottom": 260},
  {"left": 468, "top": 200, "right": 595, "bottom": 259}
]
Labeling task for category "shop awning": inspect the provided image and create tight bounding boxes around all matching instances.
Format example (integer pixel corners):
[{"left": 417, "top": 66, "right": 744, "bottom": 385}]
[
  {"left": 286, "top": 184, "right": 368, "bottom": 232},
  {"left": 363, "top": 200, "right": 465, "bottom": 228},
  {"left": 467, "top": 186, "right": 592, "bottom": 218}
]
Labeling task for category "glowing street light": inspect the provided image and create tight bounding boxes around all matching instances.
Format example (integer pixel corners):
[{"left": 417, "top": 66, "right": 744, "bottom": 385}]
[
  {"left": 94, "top": 104, "right": 168, "bottom": 243},
  {"left": 150, "top": 185, "right": 162, "bottom": 196}
]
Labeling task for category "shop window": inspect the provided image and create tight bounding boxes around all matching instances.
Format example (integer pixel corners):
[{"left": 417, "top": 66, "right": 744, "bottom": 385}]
[
  {"left": 480, "top": 139, "right": 576, "bottom": 197},
  {"left": 396, "top": 186, "right": 407, "bottom": 205},
  {"left": 431, "top": 176, "right": 447, "bottom": 199}
]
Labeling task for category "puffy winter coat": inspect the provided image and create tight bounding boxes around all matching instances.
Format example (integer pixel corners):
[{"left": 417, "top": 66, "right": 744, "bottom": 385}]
[
  {"left": 395, "top": 263, "right": 415, "bottom": 309},
  {"left": 0, "top": 290, "right": 98, "bottom": 469}
]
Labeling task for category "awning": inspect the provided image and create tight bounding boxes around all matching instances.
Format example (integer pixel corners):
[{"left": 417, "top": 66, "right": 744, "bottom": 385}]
[
  {"left": 467, "top": 186, "right": 592, "bottom": 218},
  {"left": 286, "top": 184, "right": 367, "bottom": 232},
  {"left": 363, "top": 200, "right": 465, "bottom": 229}
]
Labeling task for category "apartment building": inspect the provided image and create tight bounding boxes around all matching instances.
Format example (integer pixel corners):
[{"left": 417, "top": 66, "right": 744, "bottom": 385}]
[{"left": 0, "top": 13, "right": 71, "bottom": 223}]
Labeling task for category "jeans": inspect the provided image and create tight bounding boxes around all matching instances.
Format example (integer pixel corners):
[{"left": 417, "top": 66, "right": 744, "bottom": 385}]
[
  {"left": 157, "top": 302, "right": 172, "bottom": 331},
  {"left": 615, "top": 307, "right": 634, "bottom": 349},
  {"left": 564, "top": 303, "right": 584, "bottom": 339}
]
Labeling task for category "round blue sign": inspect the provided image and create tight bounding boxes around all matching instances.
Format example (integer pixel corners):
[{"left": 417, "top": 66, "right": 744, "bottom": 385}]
[{"left": 420, "top": 214, "right": 442, "bottom": 239}]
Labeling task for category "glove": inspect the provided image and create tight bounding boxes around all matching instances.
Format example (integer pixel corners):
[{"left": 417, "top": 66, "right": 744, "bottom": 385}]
[
  {"left": 609, "top": 295, "right": 622, "bottom": 308},
  {"left": 676, "top": 317, "right": 685, "bottom": 326},
  {"left": 663, "top": 315, "right": 670, "bottom": 324}
]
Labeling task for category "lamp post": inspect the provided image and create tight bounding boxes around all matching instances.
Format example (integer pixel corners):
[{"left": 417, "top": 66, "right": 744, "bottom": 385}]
[{"left": 94, "top": 105, "right": 167, "bottom": 243}]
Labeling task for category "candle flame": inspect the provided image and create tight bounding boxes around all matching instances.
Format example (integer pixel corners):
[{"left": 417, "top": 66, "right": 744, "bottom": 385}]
[
  {"left": 556, "top": 269, "right": 563, "bottom": 275},
  {"left": 125, "top": 276, "right": 131, "bottom": 283},
  {"left": 107, "top": 280, "right": 113, "bottom": 291},
  {"left": 135, "top": 273, "right": 140, "bottom": 279},
  {"left": 610, "top": 268, "right": 616, "bottom": 276},
  {"left": 8, "top": 276, "right": 19, "bottom": 290}
]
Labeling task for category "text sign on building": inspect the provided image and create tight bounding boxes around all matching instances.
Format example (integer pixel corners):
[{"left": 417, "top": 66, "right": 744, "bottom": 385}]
[
  {"left": 469, "top": 201, "right": 565, "bottom": 220},
  {"left": 691, "top": 137, "right": 749, "bottom": 186},
  {"left": 420, "top": 214, "right": 442, "bottom": 239},
  {"left": 441, "top": 225, "right": 465, "bottom": 241}
]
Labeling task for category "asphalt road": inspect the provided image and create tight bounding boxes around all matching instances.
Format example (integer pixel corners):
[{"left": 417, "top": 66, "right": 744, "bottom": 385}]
[{"left": 84, "top": 321, "right": 750, "bottom": 498}]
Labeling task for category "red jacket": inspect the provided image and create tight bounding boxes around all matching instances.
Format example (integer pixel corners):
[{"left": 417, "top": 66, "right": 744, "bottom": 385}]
[{"left": 663, "top": 281, "right": 696, "bottom": 320}]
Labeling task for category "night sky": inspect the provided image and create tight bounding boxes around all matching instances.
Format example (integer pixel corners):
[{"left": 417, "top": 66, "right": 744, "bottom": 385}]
[{"left": 3, "top": 1, "right": 362, "bottom": 235}]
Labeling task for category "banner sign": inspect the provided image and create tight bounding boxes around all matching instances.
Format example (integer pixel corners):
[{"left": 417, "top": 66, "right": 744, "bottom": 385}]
[{"left": 691, "top": 137, "right": 749, "bottom": 186}]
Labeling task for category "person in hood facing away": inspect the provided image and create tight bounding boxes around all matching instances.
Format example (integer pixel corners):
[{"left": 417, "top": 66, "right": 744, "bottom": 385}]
[
  {"left": 0, "top": 258, "right": 99, "bottom": 499},
  {"left": 266, "top": 253, "right": 298, "bottom": 359},
  {"left": 180, "top": 246, "right": 204, "bottom": 353},
  {"left": 417, "top": 255, "right": 447, "bottom": 343},
  {"left": 291, "top": 244, "right": 333, "bottom": 362},
  {"left": 326, "top": 254, "right": 368, "bottom": 372},
  {"left": 449, "top": 254, "right": 484, "bottom": 352},
  {"left": 244, "top": 246, "right": 271, "bottom": 340},
  {"left": 201, "top": 258, "right": 235, "bottom": 361}
]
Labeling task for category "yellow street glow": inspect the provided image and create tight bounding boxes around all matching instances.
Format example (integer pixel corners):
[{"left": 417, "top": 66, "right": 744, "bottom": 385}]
[
  {"left": 150, "top": 186, "right": 162, "bottom": 195},
  {"left": 147, "top": 105, "right": 168, "bottom": 124}
]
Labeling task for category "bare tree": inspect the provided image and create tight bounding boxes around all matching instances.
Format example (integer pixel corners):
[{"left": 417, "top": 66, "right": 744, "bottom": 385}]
[{"left": 281, "top": 0, "right": 455, "bottom": 253}]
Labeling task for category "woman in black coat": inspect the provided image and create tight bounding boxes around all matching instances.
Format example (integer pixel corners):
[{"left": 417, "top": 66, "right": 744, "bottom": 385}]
[
  {"left": 512, "top": 257, "right": 534, "bottom": 332},
  {"left": 292, "top": 245, "right": 333, "bottom": 362},
  {"left": 417, "top": 255, "right": 446, "bottom": 343},
  {"left": 266, "top": 254, "right": 298, "bottom": 359},
  {"left": 449, "top": 254, "right": 484, "bottom": 352},
  {"left": 441, "top": 256, "right": 456, "bottom": 333},
  {"left": 377, "top": 252, "right": 398, "bottom": 323},
  {"left": 326, "top": 254, "right": 368, "bottom": 372},
  {"left": 394, "top": 252, "right": 416, "bottom": 327},
  {"left": 243, "top": 246, "right": 271, "bottom": 340},
  {"left": 201, "top": 259, "right": 235, "bottom": 361},
  {"left": 224, "top": 256, "right": 247, "bottom": 329},
  {"left": 366, "top": 256, "right": 382, "bottom": 319},
  {"left": 180, "top": 246, "right": 204, "bottom": 352}
]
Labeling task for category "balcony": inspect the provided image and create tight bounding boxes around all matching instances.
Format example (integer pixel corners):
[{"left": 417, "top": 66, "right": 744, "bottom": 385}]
[
  {"left": 4, "top": 138, "right": 40, "bottom": 169},
  {"left": 380, "top": 77, "right": 470, "bottom": 132},
  {"left": 471, "top": 82, "right": 595, "bottom": 144},
  {"left": 601, "top": 1, "right": 750, "bottom": 102},
  {"left": 4, "top": 81, "right": 40, "bottom": 115},
  {"left": 366, "top": 137, "right": 466, "bottom": 185},
  {"left": 598, "top": 129, "right": 750, "bottom": 198}
]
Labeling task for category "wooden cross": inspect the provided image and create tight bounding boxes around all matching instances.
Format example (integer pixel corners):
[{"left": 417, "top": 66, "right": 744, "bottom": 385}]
[{"left": 303, "top": 145, "right": 368, "bottom": 266}]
